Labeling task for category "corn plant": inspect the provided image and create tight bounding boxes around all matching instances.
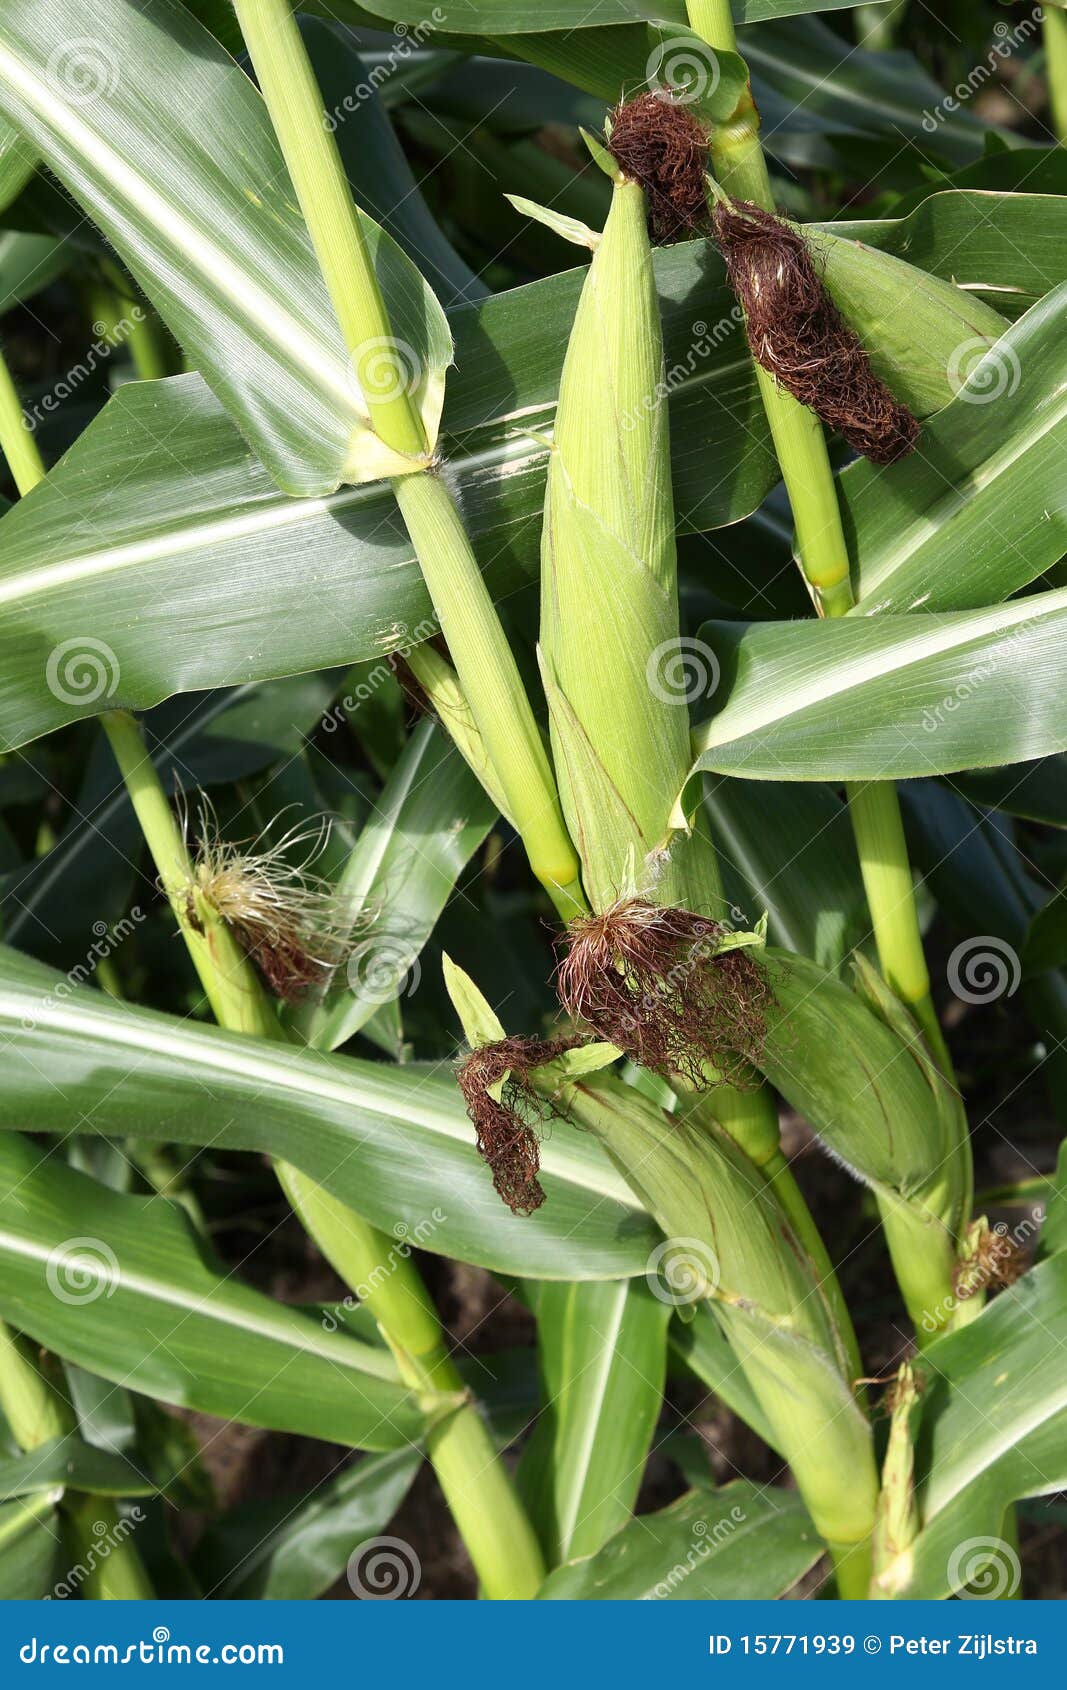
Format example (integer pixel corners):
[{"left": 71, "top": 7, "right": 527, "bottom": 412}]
[{"left": 0, "top": 0, "right": 1065, "bottom": 1604}]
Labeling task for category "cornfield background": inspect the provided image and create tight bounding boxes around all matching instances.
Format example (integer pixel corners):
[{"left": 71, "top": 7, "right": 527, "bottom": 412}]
[{"left": 0, "top": 0, "right": 1065, "bottom": 1603}]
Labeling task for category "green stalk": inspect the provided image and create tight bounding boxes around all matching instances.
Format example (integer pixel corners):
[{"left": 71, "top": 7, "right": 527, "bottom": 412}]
[
  {"left": 686, "top": 0, "right": 966, "bottom": 1344},
  {"left": 0, "top": 1322, "right": 70, "bottom": 1450},
  {"left": 0, "top": 341, "right": 45, "bottom": 496},
  {"left": 1045, "top": 5, "right": 1067, "bottom": 144},
  {"left": 102, "top": 711, "right": 282, "bottom": 1039},
  {"left": 691, "top": 13, "right": 940, "bottom": 1040},
  {"left": 104, "top": 712, "right": 543, "bottom": 1597},
  {"left": 277, "top": 1168, "right": 545, "bottom": 1600},
  {"left": 0, "top": 1323, "right": 154, "bottom": 1598},
  {"left": 393, "top": 472, "right": 585, "bottom": 920},
  {"left": 233, "top": 0, "right": 584, "bottom": 922}
]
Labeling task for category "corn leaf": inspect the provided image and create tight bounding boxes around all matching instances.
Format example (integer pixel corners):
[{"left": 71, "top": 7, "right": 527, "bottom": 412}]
[
  {"left": 0, "top": 233, "right": 772, "bottom": 752},
  {"left": 686, "top": 588, "right": 1067, "bottom": 785},
  {"left": 337, "top": 3, "right": 912, "bottom": 30},
  {"left": 0, "top": 1495, "right": 60, "bottom": 1599},
  {"left": 0, "top": 1134, "right": 430, "bottom": 1451},
  {"left": 846, "top": 287, "right": 1067, "bottom": 615},
  {"left": 517, "top": 1280, "right": 671, "bottom": 1566},
  {"left": 0, "top": 0, "right": 451, "bottom": 495},
  {"left": 0, "top": 946, "right": 659, "bottom": 1280},
  {"left": 826, "top": 191, "right": 1067, "bottom": 320},
  {"left": 190, "top": 1448, "right": 423, "bottom": 1600},
  {"left": 295, "top": 720, "right": 497, "bottom": 1052},
  {"left": 0, "top": 1434, "right": 157, "bottom": 1502},
  {"left": 705, "top": 781, "right": 869, "bottom": 972},
  {"left": 877, "top": 1257, "right": 1067, "bottom": 1598},
  {"left": 537, "top": 1480, "right": 821, "bottom": 1600}
]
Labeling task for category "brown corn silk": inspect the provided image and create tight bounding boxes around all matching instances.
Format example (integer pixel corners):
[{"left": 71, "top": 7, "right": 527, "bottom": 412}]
[
  {"left": 456, "top": 1037, "right": 583, "bottom": 1214},
  {"left": 557, "top": 899, "right": 771, "bottom": 1088},
  {"left": 712, "top": 199, "right": 920, "bottom": 466}
]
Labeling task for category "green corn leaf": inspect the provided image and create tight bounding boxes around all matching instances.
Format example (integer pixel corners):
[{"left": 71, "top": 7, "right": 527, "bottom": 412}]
[
  {"left": 0, "top": 224, "right": 775, "bottom": 753},
  {"left": 294, "top": 720, "right": 497, "bottom": 1051},
  {"left": 190, "top": 1448, "right": 423, "bottom": 1600},
  {"left": 331, "top": 2, "right": 905, "bottom": 30},
  {"left": 705, "top": 780, "right": 870, "bottom": 973},
  {"left": 0, "top": 1134, "right": 432, "bottom": 1451},
  {"left": 0, "top": 1434, "right": 157, "bottom": 1502},
  {"left": 517, "top": 1279, "right": 671, "bottom": 1566},
  {"left": 0, "top": 0, "right": 452, "bottom": 495},
  {"left": 0, "top": 1493, "right": 61, "bottom": 1600},
  {"left": 826, "top": 191, "right": 1067, "bottom": 321},
  {"left": 875, "top": 1257, "right": 1067, "bottom": 1598},
  {"left": 0, "top": 945, "right": 660, "bottom": 1281},
  {"left": 0, "top": 230, "right": 69, "bottom": 314},
  {"left": 537, "top": 1480, "right": 821, "bottom": 1600},
  {"left": 844, "top": 287, "right": 1067, "bottom": 616},
  {"left": 685, "top": 587, "right": 1067, "bottom": 785}
]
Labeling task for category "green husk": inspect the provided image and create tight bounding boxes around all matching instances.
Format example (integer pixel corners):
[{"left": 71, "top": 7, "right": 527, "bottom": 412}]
[
  {"left": 538, "top": 174, "right": 720, "bottom": 916},
  {"left": 802, "top": 228, "right": 1010, "bottom": 418},
  {"left": 871, "top": 1364, "right": 922, "bottom": 1598},
  {"left": 558, "top": 1070, "right": 878, "bottom": 1555},
  {"left": 758, "top": 950, "right": 972, "bottom": 1339}
]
